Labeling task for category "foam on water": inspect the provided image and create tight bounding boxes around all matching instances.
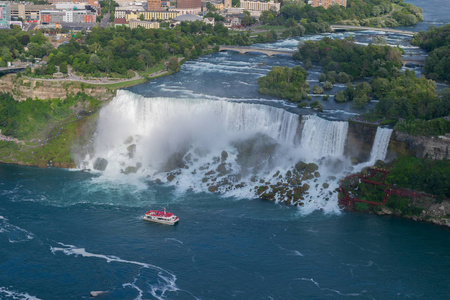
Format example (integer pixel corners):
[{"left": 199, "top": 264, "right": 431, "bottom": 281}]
[
  {"left": 0, "top": 216, "right": 35, "bottom": 243},
  {"left": 0, "top": 287, "right": 41, "bottom": 300},
  {"left": 51, "top": 242, "right": 180, "bottom": 299}
]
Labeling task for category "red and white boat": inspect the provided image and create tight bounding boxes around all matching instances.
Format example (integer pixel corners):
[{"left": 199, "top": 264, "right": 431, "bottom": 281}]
[{"left": 144, "top": 208, "right": 179, "bottom": 225}]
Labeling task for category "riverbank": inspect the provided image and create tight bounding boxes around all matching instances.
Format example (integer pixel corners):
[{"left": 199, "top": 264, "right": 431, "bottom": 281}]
[{"left": 339, "top": 158, "right": 450, "bottom": 227}]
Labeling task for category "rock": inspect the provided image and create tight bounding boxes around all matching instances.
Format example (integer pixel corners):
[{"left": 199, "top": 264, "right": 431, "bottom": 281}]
[
  {"left": 93, "top": 157, "right": 108, "bottom": 171},
  {"left": 127, "top": 144, "right": 137, "bottom": 159},
  {"left": 221, "top": 151, "right": 228, "bottom": 162},
  {"left": 233, "top": 133, "right": 278, "bottom": 169},
  {"left": 314, "top": 172, "right": 320, "bottom": 178},
  {"left": 216, "top": 163, "right": 230, "bottom": 175},
  {"left": 167, "top": 174, "right": 175, "bottom": 182},
  {"left": 208, "top": 185, "right": 217, "bottom": 193},
  {"left": 322, "top": 182, "right": 329, "bottom": 189},
  {"left": 377, "top": 207, "right": 393, "bottom": 215},
  {"left": 123, "top": 166, "right": 137, "bottom": 174},
  {"left": 374, "top": 160, "right": 385, "bottom": 168},
  {"left": 124, "top": 136, "right": 133, "bottom": 144},
  {"left": 163, "top": 151, "right": 187, "bottom": 171},
  {"left": 295, "top": 161, "right": 307, "bottom": 172},
  {"left": 306, "top": 163, "right": 318, "bottom": 173},
  {"left": 302, "top": 183, "right": 310, "bottom": 192}
]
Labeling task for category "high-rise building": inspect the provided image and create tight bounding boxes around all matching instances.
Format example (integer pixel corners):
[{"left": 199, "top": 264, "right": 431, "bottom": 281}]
[
  {"left": 147, "top": 0, "right": 161, "bottom": 11},
  {"left": 0, "top": 1, "right": 10, "bottom": 29}
]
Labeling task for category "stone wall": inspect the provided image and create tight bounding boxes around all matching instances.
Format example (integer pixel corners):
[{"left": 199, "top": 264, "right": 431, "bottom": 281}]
[{"left": 0, "top": 74, "right": 114, "bottom": 102}]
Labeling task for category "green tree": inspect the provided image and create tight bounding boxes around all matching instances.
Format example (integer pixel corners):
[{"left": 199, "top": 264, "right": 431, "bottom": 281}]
[{"left": 167, "top": 57, "right": 179, "bottom": 72}]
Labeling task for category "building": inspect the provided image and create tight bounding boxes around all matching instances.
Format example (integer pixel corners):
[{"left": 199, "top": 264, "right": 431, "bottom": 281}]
[
  {"left": 10, "top": 3, "right": 56, "bottom": 21},
  {"left": 173, "top": 0, "right": 201, "bottom": 15},
  {"left": 239, "top": 0, "right": 280, "bottom": 13},
  {"left": 214, "top": 3, "right": 224, "bottom": 10},
  {"left": 204, "top": 16, "right": 214, "bottom": 26},
  {"left": 125, "top": 10, "right": 179, "bottom": 21},
  {"left": 129, "top": 19, "right": 160, "bottom": 29},
  {"left": 147, "top": 0, "right": 161, "bottom": 11},
  {"left": 0, "top": 1, "right": 10, "bottom": 29},
  {"left": 114, "top": 2, "right": 145, "bottom": 19},
  {"left": 224, "top": 0, "right": 232, "bottom": 9},
  {"left": 309, "top": 0, "right": 347, "bottom": 9},
  {"left": 114, "top": 17, "right": 128, "bottom": 26},
  {"left": 40, "top": 9, "right": 96, "bottom": 24}
]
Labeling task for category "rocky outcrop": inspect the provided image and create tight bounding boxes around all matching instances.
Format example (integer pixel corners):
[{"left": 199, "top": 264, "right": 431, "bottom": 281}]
[
  {"left": 346, "top": 121, "right": 450, "bottom": 161},
  {"left": 375, "top": 199, "right": 450, "bottom": 228},
  {"left": 389, "top": 131, "right": 450, "bottom": 160},
  {"left": 0, "top": 74, "right": 114, "bottom": 102}
]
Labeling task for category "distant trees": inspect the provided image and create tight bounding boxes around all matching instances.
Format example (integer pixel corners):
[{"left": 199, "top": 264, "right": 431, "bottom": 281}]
[
  {"left": 412, "top": 25, "right": 450, "bottom": 82},
  {"left": 294, "top": 37, "right": 403, "bottom": 79}
]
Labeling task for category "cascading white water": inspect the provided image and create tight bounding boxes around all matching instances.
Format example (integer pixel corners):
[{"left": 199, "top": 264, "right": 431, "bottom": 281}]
[
  {"left": 81, "top": 90, "right": 301, "bottom": 172},
  {"left": 79, "top": 90, "right": 356, "bottom": 213},
  {"left": 300, "top": 115, "right": 349, "bottom": 159},
  {"left": 369, "top": 127, "right": 393, "bottom": 163}
]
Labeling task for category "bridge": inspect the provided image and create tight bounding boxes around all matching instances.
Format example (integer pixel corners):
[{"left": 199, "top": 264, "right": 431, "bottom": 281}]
[
  {"left": 219, "top": 45, "right": 295, "bottom": 57},
  {"left": 331, "top": 25, "right": 415, "bottom": 37}
]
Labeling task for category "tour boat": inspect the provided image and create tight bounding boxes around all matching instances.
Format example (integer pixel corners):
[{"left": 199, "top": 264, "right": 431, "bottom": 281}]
[{"left": 144, "top": 208, "right": 179, "bottom": 225}]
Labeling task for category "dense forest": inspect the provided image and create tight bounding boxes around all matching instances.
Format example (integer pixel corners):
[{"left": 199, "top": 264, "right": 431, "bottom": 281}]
[
  {"left": 257, "top": 66, "right": 309, "bottom": 102},
  {"left": 294, "top": 37, "right": 403, "bottom": 78},
  {"left": 412, "top": 24, "right": 450, "bottom": 82}
]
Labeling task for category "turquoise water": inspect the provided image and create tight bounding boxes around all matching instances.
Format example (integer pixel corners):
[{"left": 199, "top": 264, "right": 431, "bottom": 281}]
[{"left": 1, "top": 164, "right": 450, "bottom": 299}]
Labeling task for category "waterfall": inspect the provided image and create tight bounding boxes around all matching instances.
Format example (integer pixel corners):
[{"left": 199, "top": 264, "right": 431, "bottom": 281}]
[
  {"left": 369, "top": 127, "right": 393, "bottom": 163},
  {"left": 300, "top": 115, "right": 349, "bottom": 159},
  {"left": 78, "top": 90, "right": 359, "bottom": 213}
]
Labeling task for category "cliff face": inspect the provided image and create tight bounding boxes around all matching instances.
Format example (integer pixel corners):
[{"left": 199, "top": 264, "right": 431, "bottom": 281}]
[
  {"left": 344, "top": 121, "right": 378, "bottom": 162},
  {"left": 0, "top": 74, "right": 114, "bottom": 102},
  {"left": 347, "top": 121, "right": 450, "bottom": 161},
  {"left": 389, "top": 131, "right": 450, "bottom": 160}
]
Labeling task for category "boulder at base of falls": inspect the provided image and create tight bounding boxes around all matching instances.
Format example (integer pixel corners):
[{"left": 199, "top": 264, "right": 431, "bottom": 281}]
[
  {"left": 221, "top": 151, "right": 228, "bottom": 162},
  {"left": 127, "top": 144, "right": 136, "bottom": 159},
  {"left": 122, "top": 163, "right": 142, "bottom": 174},
  {"left": 163, "top": 151, "right": 187, "bottom": 171},
  {"left": 306, "top": 163, "right": 319, "bottom": 173},
  {"left": 216, "top": 163, "right": 230, "bottom": 176},
  {"left": 93, "top": 158, "right": 108, "bottom": 171},
  {"left": 233, "top": 133, "right": 278, "bottom": 169},
  {"left": 295, "top": 161, "right": 307, "bottom": 172}
]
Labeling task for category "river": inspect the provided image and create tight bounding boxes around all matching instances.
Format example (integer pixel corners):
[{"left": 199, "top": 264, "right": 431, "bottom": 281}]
[{"left": 1, "top": 1, "right": 450, "bottom": 299}]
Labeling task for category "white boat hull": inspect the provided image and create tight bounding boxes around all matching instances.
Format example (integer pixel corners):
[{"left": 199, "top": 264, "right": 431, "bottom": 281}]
[{"left": 143, "top": 215, "right": 179, "bottom": 225}]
